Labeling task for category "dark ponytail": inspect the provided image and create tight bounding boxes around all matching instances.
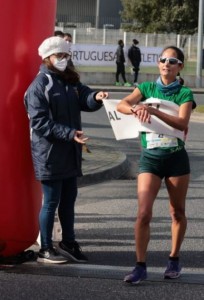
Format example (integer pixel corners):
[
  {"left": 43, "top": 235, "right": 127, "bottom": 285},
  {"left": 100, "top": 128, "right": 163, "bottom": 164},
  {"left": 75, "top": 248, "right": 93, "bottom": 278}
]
[{"left": 177, "top": 72, "right": 184, "bottom": 85}]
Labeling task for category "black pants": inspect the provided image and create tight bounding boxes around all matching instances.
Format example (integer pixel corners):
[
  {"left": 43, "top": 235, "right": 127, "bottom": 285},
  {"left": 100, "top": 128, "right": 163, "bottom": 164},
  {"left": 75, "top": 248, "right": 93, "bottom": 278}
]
[
  {"left": 116, "top": 62, "right": 127, "bottom": 83},
  {"left": 132, "top": 64, "right": 140, "bottom": 83}
]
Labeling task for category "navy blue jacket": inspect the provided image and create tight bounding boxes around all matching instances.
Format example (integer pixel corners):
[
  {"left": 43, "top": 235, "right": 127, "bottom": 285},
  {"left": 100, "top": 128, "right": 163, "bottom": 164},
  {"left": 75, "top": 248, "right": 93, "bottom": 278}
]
[{"left": 24, "top": 64, "right": 102, "bottom": 181}]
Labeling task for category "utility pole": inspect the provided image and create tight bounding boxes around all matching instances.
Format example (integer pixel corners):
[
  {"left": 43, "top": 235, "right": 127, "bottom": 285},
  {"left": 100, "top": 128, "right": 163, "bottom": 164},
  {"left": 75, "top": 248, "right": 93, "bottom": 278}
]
[
  {"left": 95, "top": 0, "right": 100, "bottom": 29},
  {"left": 196, "top": 0, "right": 204, "bottom": 87}
]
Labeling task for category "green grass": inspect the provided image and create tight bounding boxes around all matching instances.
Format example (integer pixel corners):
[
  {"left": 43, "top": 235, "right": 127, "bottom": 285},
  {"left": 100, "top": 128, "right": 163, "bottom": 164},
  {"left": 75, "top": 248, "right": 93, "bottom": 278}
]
[
  {"left": 76, "top": 61, "right": 202, "bottom": 76},
  {"left": 195, "top": 105, "right": 204, "bottom": 113}
]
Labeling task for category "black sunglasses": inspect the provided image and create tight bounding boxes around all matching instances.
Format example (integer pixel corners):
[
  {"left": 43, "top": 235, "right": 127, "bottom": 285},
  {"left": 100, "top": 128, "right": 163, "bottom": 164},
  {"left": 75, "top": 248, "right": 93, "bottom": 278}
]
[{"left": 159, "top": 57, "right": 183, "bottom": 65}]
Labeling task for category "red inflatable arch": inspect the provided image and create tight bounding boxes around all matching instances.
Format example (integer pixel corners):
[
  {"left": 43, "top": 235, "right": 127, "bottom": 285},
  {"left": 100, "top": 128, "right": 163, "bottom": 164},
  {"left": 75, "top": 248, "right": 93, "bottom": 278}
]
[{"left": 0, "top": 0, "right": 57, "bottom": 257}]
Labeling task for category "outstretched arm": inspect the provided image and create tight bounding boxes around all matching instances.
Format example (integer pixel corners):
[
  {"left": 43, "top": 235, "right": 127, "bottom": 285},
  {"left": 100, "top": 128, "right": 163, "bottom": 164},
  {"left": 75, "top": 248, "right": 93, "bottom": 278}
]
[
  {"left": 117, "top": 87, "right": 143, "bottom": 114},
  {"left": 95, "top": 91, "right": 109, "bottom": 102}
]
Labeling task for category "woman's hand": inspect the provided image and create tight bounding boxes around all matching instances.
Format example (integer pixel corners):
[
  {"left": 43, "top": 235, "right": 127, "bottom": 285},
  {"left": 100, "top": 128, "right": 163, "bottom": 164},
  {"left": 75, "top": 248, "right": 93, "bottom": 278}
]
[
  {"left": 131, "top": 104, "right": 151, "bottom": 124},
  {"left": 74, "top": 130, "right": 88, "bottom": 144},
  {"left": 95, "top": 91, "right": 109, "bottom": 101}
]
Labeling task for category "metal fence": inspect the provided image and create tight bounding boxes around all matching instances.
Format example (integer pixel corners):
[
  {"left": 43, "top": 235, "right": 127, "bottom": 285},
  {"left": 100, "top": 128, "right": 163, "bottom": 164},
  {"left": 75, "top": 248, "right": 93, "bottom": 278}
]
[{"left": 55, "top": 27, "right": 200, "bottom": 60}]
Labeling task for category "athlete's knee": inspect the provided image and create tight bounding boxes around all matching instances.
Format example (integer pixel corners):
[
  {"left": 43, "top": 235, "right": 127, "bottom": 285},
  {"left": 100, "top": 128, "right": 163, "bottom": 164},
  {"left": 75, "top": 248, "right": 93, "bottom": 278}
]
[
  {"left": 170, "top": 208, "right": 186, "bottom": 222},
  {"left": 137, "top": 210, "right": 152, "bottom": 225}
]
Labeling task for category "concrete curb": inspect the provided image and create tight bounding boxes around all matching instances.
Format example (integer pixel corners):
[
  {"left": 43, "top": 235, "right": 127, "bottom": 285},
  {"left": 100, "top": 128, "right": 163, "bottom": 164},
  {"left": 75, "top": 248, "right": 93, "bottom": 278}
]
[
  {"left": 89, "top": 85, "right": 204, "bottom": 94},
  {"left": 78, "top": 144, "right": 129, "bottom": 187},
  {"left": 190, "top": 112, "right": 204, "bottom": 123}
]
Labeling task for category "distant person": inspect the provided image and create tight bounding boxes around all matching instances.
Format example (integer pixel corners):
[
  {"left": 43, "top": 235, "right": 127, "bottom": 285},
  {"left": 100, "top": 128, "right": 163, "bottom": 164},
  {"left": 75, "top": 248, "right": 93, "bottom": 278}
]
[
  {"left": 24, "top": 36, "right": 109, "bottom": 264},
  {"left": 128, "top": 39, "right": 141, "bottom": 87},
  {"left": 64, "top": 33, "right": 72, "bottom": 43},
  {"left": 115, "top": 40, "right": 131, "bottom": 87},
  {"left": 117, "top": 46, "right": 196, "bottom": 284},
  {"left": 63, "top": 32, "right": 74, "bottom": 69},
  {"left": 54, "top": 30, "right": 64, "bottom": 38}
]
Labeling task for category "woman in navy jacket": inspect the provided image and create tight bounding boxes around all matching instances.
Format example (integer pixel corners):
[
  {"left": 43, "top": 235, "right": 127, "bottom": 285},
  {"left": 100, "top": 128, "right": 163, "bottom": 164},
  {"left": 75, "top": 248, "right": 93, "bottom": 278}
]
[{"left": 24, "top": 36, "right": 108, "bottom": 264}]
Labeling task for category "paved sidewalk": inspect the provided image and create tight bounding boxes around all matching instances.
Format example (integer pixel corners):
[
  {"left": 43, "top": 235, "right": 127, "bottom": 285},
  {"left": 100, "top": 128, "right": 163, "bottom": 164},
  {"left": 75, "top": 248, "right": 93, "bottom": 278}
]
[{"left": 78, "top": 139, "right": 129, "bottom": 187}]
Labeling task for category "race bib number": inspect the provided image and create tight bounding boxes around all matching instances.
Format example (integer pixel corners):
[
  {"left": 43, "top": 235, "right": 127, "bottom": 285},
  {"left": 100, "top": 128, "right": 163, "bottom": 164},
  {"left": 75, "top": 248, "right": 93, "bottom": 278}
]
[{"left": 146, "top": 133, "right": 178, "bottom": 149}]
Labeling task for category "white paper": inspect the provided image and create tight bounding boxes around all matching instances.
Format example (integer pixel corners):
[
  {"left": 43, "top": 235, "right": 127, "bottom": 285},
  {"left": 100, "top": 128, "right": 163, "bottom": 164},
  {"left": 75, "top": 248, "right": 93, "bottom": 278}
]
[{"left": 103, "top": 98, "right": 184, "bottom": 141}]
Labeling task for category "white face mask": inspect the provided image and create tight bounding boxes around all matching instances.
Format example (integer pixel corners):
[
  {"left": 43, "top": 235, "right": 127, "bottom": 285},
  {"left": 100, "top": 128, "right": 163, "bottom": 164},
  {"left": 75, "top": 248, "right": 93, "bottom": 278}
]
[{"left": 53, "top": 57, "right": 67, "bottom": 71}]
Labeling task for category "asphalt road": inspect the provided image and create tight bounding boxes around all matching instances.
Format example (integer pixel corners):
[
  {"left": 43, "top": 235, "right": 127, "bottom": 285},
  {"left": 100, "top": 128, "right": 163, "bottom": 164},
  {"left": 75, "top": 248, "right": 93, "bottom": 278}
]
[{"left": 0, "top": 94, "right": 203, "bottom": 300}]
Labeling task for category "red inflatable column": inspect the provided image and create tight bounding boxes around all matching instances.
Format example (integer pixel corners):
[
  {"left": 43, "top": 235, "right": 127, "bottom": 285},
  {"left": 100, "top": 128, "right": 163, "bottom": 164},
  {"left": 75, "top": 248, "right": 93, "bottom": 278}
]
[{"left": 0, "top": 0, "right": 57, "bottom": 257}]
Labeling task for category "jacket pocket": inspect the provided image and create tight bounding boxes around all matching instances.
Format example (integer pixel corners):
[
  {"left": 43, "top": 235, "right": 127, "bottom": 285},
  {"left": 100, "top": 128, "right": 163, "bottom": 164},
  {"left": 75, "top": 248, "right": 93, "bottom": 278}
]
[{"left": 46, "top": 142, "right": 76, "bottom": 173}]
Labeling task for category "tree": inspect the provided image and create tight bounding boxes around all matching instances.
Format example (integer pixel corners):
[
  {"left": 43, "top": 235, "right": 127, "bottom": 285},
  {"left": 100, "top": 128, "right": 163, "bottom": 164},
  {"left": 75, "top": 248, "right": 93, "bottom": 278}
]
[{"left": 120, "top": 0, "right": 199, "bottom": 34}]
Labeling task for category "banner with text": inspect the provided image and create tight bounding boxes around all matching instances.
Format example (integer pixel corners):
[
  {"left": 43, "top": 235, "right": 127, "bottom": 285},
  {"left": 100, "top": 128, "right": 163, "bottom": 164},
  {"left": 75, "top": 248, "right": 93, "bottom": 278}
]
[{"left": 70, "top": 44, "right": 162, "bottom": 67}]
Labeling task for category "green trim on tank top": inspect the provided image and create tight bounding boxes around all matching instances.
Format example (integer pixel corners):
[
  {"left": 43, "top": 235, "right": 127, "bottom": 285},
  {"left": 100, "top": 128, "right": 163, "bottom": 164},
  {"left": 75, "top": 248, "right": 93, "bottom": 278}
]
[{"left": 142, "top": 145, "right": 185, "bottom": 157}]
